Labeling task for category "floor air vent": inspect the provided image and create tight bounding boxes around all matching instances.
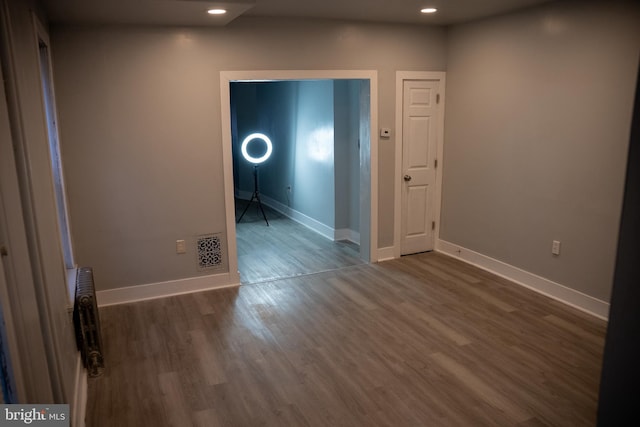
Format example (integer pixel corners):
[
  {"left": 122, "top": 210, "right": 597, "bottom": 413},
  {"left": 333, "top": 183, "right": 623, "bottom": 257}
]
[
  {"left": 197, "top": 234, "right": 223, "bottom": 270},
  {"left": 73, "top": 267, "right": 105, "bottom": 378}
]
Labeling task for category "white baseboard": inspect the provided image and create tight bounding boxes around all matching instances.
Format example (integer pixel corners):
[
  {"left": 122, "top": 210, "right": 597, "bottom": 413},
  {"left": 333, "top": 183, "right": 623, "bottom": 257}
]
[
  {"left": 377, "top": 246, "right": 395, "bottom": 262},
  {"left": 260, "top": 195, "right": 336, "bottom": 241},
  {"left": 436, "top": 239, "right": 609, "bottom": 320},
  {"left": 237, "top": 192, "right": 360, "bottom": 245},
  {"left": 72, "top": 354, "right": 87, "bottom": 427},
  {"left": 96, "top": 272, "right": 239, "bottom": 307},
  {"left": 335, "top": 228, "right": 360, "bottom": 245},
  {"left": 235, "top": 189, "right": 252, "bottom": 200}
]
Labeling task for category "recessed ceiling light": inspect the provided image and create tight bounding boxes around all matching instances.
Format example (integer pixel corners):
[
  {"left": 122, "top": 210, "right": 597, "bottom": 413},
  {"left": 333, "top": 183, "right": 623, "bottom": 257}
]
[
  {"left": 421, "top": 8, "right": 438, "bottom": 14},
  {"left": 207, "top": 9, "right": 227, "bottom": 15}
]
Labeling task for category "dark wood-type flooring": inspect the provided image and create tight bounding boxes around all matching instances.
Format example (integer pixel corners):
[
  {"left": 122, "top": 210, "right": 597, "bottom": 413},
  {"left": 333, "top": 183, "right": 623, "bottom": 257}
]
[
  {"left": 87, "top": 252, "right": 606, "bottom": 426},
  {"left": 234, "top": 198, "right": 364, "bottom": 284}
]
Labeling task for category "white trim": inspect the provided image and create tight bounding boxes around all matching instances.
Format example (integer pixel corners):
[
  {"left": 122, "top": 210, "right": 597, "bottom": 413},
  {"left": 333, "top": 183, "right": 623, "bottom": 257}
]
[
  {"left": 377, "top": 246, "right": 395, "bottom": 262},
  {"left": 335, "top": 229, "right": 360, "bottom": 245},
  {"left": 220, "top": 70, "right": 379, "bottom": 266},
  {"left": 238, "top": 192, "right": 360, "bottom": 244},
  {"left": 436, "top": 239, "right": 610, "bottom": 320},
  {"left": 96, "top": 272, "right": 239, "bottom": 307},
  {"left": 71, "top": 354, "right": 86, "bottom": 427},
  {"left": 220, "top": 76, "right": 241, "bottom": 285},
  {"left": 394, "top": 71, "right": 446, "bottom": 258},
  {"left": 260, "top": 194, "right": 335, "bottom": 240},
  {"left": 235, "top": 189, "right": 252, "bottom": 200},
  {"left": 0, "top": 7, "right": 61, "bottom": 402},
  {"left": 368, "top": 74, "right": 379, "bottom": 263},
  {"left": 66, "top": 267, "right": 77, "bottom": 307},
  {"left": 33, "top": 13, "right": 76, "bottom": 273}
]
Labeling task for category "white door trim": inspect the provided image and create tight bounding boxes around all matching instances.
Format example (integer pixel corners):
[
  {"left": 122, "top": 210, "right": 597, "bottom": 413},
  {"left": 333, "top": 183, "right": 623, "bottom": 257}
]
[
  {"left": 0, "top": 8, "right": 54, "bottom": 402},
  {"left": 33, "top": 13, "right": 76, "bottom": 275},
  {"left": 220, "top": 70, "right": 379, "bottom": 280},
  {"left": 394, "top": 71, "right": 446, "bottom": 259}
]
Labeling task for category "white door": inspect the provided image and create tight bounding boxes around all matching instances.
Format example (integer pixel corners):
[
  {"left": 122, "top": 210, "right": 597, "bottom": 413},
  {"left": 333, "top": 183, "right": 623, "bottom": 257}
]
[{"left": 401, "top": 80, "right": 439, "bottom": 255}]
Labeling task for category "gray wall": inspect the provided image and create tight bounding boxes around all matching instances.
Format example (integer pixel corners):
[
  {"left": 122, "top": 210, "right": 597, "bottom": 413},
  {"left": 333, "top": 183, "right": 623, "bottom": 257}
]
[
  {"left": 233, "top": 80, "right": 336, "bottom": 227},
  {"left": 335, "top": 79, "right": 361, "bottom": 235},
  {"left": 357, "top": 79, "right": 372, "bottom": 261},
  {"left": 292, "top": 80, "right": 336, "bottom": 227},
  {"left": 442, "top": 0, "right": 640, "bottom": 301},
  {"left": 51, "top": 1, "right": 639, "bottom": 304},
  {"left": 51, "top": 19, "right": 446, "bottom": 290},
  {"left": 234, "top": 79, "right": 362, "bottom": 235},
  {"left": 230, "top": 82, "right": 258, "bottom": 195},
  {"left": 232, "top": 81, "right": 297, "bottom": 205}
]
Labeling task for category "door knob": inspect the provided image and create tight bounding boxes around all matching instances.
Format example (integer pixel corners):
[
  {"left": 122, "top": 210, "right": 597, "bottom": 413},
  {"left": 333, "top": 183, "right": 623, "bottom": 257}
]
[{"left": 404, "top": 175, "right": 412, "bottom": 182}]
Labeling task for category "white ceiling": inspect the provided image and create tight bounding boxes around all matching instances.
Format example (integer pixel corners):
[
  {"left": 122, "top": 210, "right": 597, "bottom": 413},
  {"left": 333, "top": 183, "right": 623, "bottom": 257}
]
[{"left": 40, "top": 0, "right": 556, "bottom": 27}]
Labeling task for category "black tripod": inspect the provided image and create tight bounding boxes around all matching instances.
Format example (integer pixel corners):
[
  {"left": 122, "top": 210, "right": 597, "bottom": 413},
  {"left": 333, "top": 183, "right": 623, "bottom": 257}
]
[{"left": 237, "top": 165, "right": 269, "bottom": 226}]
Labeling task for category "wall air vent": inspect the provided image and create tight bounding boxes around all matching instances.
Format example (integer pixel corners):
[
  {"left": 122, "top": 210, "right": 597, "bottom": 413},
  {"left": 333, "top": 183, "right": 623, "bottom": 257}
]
[{"left": 196, "top": 234, "right": 223, "bottom": 270}]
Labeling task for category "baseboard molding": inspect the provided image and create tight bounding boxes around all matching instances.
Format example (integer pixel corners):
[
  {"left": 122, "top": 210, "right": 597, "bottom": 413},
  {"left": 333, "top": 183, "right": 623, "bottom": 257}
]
[
  {"left": 436, "top": 240, "right": 609, "bottom": 320},
  {"left": 72, "top": 354, "right": 87, "bottom": 427},
  {"left": 335, "top": 228, "right": 360, "bottom": 245},
  {"left": 377, "top": 246, "right": 395, "bottom": 262},
  {"left": 235, "top": 189, "right": 252, "bottom": 200},
  {"left": 260, "top": 195, "right": 336, "bottom": 241},
  {"left": 96, "top": 272, "right": 239, "bottom": 307},
  {"left": 238, "top": 192, "right": 360, "bottom": 245}
]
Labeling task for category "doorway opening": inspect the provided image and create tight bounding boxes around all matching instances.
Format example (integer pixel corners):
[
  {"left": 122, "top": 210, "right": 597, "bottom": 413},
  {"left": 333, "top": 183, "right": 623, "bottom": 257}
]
[{"left": 220, "top": 71, "right": 379, "bottom": 285}]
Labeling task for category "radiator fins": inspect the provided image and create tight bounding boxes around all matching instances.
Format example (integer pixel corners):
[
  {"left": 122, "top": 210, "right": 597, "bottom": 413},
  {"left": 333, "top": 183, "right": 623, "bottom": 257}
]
[{"left": 73, "top": 267, "right": 105, "bottom": 378}]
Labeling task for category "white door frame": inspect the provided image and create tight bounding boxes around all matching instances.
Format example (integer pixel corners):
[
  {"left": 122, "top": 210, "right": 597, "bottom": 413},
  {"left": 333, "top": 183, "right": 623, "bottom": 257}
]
[
  {"left": 0, "top": 75, "right": 27, "bottom": 404},
  {"left": 0, "top": 10, "right": 54, "bottom": 401},
  {"left": 220, "top": 70, "right": 379, "bottom": 282},
  {"left": 393, "top": 71, "right": 446, "bottom": 258}
]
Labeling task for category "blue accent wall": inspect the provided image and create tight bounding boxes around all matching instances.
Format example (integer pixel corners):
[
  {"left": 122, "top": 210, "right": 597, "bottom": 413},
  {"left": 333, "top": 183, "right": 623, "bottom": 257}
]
[{"left": 231, "top": 80, "right": 362, "bottom": 234}]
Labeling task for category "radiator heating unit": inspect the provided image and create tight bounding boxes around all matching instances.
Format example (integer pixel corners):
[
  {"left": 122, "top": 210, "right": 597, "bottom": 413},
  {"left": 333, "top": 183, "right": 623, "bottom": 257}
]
[{"left": 73, "top": 267, "right": 105, "bottom": 377}]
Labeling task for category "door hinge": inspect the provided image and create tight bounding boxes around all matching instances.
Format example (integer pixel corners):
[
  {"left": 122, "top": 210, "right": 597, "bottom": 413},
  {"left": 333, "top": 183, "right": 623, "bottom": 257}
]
[
  {"left": 436, "top": 93, "right": 440, "bottom": 104},
  {"left": 434, "top": 159, "right": 438, "bottom": 168},
  {"left": 431, "top": 221, "right": 436, "bottom": 231}
]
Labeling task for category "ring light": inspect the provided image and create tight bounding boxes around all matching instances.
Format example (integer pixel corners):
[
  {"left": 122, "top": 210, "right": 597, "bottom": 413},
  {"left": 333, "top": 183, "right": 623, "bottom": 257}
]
[{"left": 241, "top": 133, "right": 273, "bottom": 164}]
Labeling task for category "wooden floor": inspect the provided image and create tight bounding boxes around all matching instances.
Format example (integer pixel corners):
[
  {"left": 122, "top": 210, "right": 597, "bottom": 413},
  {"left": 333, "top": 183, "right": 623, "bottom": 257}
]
[
  {"left": 235, "top": 198, "right": 364, "bottom": 284},
  {"left": 87, "top": 252, "right": 606, "bottom": 426}
]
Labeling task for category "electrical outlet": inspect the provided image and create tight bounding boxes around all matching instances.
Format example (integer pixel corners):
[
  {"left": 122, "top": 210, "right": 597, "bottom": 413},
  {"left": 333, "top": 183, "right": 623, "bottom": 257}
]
[
  {"left": 552, "top": 240, "right": 561, "bottom": 256},
  {"left": 176, "top": 239, "right": 186, "bottom": 254}
]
